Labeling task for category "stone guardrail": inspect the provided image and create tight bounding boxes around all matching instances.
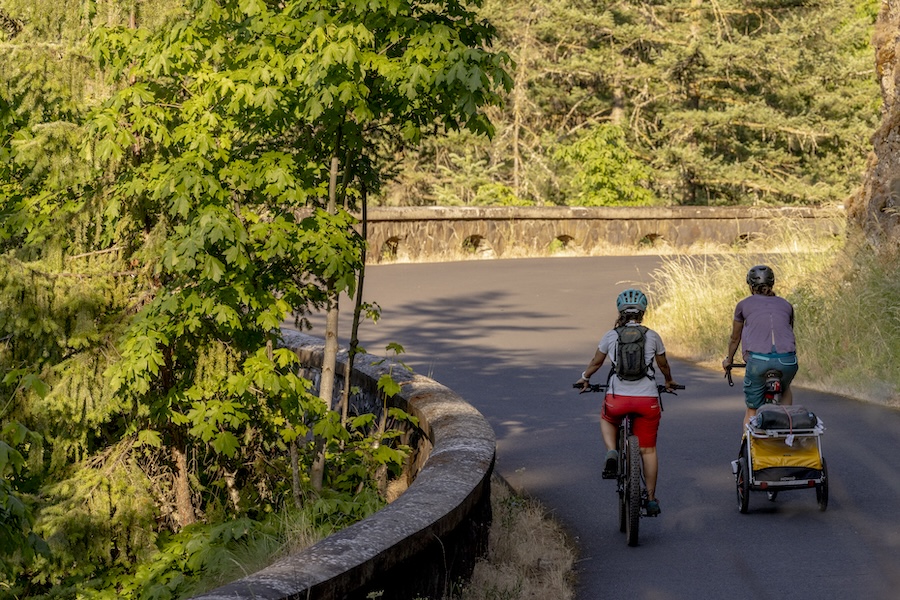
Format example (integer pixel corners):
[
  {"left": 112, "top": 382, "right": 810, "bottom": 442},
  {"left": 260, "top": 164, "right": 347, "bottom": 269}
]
[
  {"left": 364, "top": 205, "right": 845, "bottom": 260},
  {"left": 191, "top": 330, "right": 496, "bottom": 600}
]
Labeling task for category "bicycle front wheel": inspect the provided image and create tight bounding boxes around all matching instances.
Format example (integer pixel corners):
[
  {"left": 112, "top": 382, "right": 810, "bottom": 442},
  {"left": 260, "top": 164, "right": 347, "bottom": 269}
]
[{"left": 625, "top": 434, "right": 641, "bottom": 546}]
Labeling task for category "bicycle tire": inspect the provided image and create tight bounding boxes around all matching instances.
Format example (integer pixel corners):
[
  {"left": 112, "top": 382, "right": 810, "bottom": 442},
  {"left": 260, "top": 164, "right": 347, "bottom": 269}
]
[{"left": 625, "top": 434, "right": 641, "bottom": 546}]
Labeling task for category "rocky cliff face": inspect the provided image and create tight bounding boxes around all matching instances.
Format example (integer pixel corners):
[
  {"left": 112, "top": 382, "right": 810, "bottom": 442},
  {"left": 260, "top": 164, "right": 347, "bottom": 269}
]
[{"left": 849, "top": 1, "right": 900, "bottom": 249}]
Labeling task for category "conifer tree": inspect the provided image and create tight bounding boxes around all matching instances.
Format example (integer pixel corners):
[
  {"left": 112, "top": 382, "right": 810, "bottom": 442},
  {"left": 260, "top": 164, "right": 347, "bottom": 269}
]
[{"left": 0, "top": 0, "right": 182, "bottom": 585}]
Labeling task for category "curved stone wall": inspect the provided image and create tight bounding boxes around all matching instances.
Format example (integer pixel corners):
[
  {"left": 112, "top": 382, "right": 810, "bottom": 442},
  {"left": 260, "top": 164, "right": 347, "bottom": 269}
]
[
  {"left": 365, "top": 205, "right": 844, "bottom": 261},
  {"left": 190, "top": 331, "right": 496, "bottom": 600}
]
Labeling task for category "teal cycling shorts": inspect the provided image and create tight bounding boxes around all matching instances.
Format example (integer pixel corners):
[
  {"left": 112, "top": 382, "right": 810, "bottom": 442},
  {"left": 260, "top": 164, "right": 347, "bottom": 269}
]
[{"left": 743, "top": 352, "right": 798, "bottom": 410}]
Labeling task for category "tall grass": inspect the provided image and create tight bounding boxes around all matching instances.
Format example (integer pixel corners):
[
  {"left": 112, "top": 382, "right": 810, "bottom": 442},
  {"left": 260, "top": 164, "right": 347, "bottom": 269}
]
[
  {"left": 645, "top": 227, "right": 900, "bottom": 405},
  {"left": 187, "top": 508, "right": 329, "bottom": 596}
]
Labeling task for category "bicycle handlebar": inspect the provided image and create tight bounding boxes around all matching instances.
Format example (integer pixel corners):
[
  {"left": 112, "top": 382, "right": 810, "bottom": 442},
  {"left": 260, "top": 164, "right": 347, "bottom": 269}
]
[
  {"left": 724, "top": 363, "right": 747, "bottom": 386},
  {"left": 573, "top": 382, "right": 685, "bottom": 394}
]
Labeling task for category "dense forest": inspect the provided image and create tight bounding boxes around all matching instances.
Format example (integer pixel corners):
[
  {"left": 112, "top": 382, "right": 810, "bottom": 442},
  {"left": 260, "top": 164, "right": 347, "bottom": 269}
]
[
  {"left": 382, "top": 0, "right": 881, "bottom": 208},
  {"left": 0, "top": 0, "right": 888, "bottom": 598}
]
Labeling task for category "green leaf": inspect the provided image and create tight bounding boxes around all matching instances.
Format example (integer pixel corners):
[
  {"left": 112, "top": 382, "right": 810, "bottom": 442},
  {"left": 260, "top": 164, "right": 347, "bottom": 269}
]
[
  {"left": 136, "top": 429, "right": 163, "bottom": 448},
  {"left": 0, "top": 441, "right": 25, "bottom": 476},
  {"left": 20, "top": 374, "right": 50, "bottom": 398},
  {"left": 385, "top": 342, "right": 405, "bottom": 356},
  {"left": 211, "top": 431, "right": 240, "bottom": 457},
  {"left": 350, "top": 414, "right": 376, "bottom": 429},
  {"left": 377, "top": 374, "right": 401, "bottom": 397}
]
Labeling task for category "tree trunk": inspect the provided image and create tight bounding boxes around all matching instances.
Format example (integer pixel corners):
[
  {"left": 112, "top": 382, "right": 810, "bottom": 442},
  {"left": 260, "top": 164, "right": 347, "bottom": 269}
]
[
  {"left": 610, "top": 64, "right": 625, "bottom": 127},
  {"left": 310, "top": 150, "right": 342, "bottom": 492},
  {"left": 511, "top": 41, "right": 526, "bottom": 197},
  {"left": 171, "top": 438, "right": 196, "bottom": 528},
  {"left": 342, "top": 186, "right": 369, "bottom": 427},
  {"left": 290, "top": 440, "right": 302, "bottom": 507}
]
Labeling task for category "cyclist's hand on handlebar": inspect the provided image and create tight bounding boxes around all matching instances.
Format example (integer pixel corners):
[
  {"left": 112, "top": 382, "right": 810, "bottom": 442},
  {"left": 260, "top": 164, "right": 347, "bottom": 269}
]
[
  {"left": 664, "top": 380, "right": 682, "bottom": 393},
  {"left": 573, "top": 379, "right": 591, "bottom": 393}
]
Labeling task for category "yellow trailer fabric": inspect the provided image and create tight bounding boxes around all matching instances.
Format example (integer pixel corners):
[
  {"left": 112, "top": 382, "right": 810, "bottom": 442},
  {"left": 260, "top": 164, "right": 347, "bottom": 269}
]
[{"left": 749, "top": 435, "right": 822, "bottom": 470}]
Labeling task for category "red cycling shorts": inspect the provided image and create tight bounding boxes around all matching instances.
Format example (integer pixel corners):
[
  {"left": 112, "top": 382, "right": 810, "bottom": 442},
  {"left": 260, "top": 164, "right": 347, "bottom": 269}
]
[{"left": 602, "top": 394, "right": 662, "bottom": 448}]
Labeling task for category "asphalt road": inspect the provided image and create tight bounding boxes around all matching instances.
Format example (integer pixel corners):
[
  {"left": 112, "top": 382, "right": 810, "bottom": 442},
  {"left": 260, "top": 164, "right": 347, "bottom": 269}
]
[{"left": 301, "top": 256, "right": 900, "bottom": 600}]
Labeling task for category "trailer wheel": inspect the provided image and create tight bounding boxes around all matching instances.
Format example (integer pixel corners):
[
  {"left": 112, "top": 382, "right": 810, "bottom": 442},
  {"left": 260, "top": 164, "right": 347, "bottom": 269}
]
[
  {"left": 736, "top": 455, "right": 750, "bottom": 514},
  {"left": 816, "top": 459, "right": 829, "bottom": 512}
]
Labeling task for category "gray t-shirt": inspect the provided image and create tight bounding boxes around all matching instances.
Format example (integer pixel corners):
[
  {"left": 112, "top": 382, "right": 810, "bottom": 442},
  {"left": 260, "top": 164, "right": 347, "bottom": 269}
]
[
  {"left": 733, "top": 294, "right": 796, "bottom": 358},
  {"left": 598, "top": 324, "right": 665, "bottom": 396}
]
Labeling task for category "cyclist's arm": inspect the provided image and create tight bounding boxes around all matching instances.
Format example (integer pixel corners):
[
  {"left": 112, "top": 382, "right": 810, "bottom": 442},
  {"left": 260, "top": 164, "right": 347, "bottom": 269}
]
[
  {"left": 578, "top": 349, "right": 607, "bottom": 382},
  {"left": 655, "top": 352, "right": 677, "bottom": 389},
  {"left": 724, "top": 319, "right": 743, "bottom": 369}
]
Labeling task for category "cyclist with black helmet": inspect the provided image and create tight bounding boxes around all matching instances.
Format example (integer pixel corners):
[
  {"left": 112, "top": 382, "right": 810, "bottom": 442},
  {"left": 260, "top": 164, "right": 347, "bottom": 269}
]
[
  {"left": 723, "top": 265, "right": 798, "bottom": 427},
  {"left": 576, "top": 288, "right": 678, "bottom": 516}
]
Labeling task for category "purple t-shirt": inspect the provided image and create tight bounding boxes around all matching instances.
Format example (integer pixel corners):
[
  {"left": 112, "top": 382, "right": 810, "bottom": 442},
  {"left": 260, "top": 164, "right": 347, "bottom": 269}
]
[{"left": 734, "top": 294, "right": 796, "bottom": 358}]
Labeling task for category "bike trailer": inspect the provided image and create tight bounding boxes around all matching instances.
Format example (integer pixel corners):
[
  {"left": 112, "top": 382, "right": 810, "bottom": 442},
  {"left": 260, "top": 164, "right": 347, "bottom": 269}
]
[{"left": 735, "top": 405, "right": 828, "bottom": 512}]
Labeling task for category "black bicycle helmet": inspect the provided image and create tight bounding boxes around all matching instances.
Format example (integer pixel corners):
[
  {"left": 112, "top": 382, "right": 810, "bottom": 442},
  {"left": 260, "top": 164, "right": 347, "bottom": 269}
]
[
  {"left": 616, "top": 288, "right": 648, "bottom": 314},
  {"left": 746, "top": 265, "right": 775, "bottom": 288}
]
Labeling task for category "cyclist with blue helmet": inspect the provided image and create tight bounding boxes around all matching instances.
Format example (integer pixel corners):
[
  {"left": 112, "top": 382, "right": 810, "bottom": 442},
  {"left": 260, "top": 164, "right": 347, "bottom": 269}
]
[
  {"left": 723, "top": 265, "right": 798, "bottom": 427},
  {"left": 576, "top": 288, "right": 679, "bottom": 516}
]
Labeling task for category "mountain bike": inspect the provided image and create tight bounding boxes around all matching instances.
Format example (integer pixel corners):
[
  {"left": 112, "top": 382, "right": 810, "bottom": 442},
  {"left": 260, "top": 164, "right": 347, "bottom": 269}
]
[
  {"left": 574, "top": 382, "right": 685, "bottom": 546},
  {"left": 725, "top": 364, "right": 828, "bottom": 513}
]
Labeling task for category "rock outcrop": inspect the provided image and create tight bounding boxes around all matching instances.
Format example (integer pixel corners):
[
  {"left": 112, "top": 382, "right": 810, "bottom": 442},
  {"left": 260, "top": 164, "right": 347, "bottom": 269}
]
[{"left": 849, "top": 1, "right": 900, "bottom": 248}]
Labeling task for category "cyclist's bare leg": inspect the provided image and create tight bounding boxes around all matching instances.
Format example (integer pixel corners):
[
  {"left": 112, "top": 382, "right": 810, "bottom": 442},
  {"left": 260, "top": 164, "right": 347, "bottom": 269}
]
[
  {"left": 743, "top": 407, "right": 757, "bottom": 428},
  {"left": 640, "top": 446, "right": 658, "bottom": 501},
  {"left": 600, "top": 419, "right": 617, "bottom": 452}
]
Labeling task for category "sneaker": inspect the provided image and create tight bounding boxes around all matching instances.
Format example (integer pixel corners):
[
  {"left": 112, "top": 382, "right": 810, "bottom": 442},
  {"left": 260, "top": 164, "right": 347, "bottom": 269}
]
[
  {"left": 646, "top": 499, "right": 661, "bottom": 517},
  {"left": 602, "top": 450, "right": 618, "bottom": 479}
]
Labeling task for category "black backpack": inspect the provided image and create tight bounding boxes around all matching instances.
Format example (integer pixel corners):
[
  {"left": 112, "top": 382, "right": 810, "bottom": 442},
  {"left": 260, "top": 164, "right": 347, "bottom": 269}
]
[{"left": 613, "top": 325, "right": 651, "bottom": 381}]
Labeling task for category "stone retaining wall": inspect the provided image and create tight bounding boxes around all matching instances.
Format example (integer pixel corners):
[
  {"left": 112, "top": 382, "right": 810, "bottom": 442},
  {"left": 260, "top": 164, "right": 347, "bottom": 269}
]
[
  {"left": 190, "top": 331, "right": 496, "bottom": 600},
  {"left": 365, "top": 205, "right": 844, "bottom": 260}
]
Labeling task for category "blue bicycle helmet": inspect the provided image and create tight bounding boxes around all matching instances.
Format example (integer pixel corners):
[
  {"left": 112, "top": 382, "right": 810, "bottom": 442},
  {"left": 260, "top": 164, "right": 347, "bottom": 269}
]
[{"left": 616, "top": 288, "right": 648, "bottom": 314}]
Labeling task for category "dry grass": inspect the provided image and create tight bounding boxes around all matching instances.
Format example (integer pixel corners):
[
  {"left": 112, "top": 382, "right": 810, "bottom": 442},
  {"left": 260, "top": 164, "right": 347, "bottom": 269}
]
[{"left": 456, "top": 477, "right": 576, "bottom": 600}]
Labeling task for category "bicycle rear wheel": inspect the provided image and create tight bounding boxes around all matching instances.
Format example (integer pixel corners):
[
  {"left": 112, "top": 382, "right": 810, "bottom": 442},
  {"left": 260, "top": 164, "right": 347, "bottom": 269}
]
[
  {"left": 617, "top": 427, "right": 627, "bottom": 532},
  {"left": 625, "top": 434, "right": 641, "bottom": 546}
]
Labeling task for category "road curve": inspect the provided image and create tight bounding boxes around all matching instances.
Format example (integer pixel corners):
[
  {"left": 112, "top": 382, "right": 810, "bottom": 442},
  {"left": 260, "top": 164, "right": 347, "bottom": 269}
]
[{"left": 302, "top": 256, "right": 900, "bottom": 600}]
